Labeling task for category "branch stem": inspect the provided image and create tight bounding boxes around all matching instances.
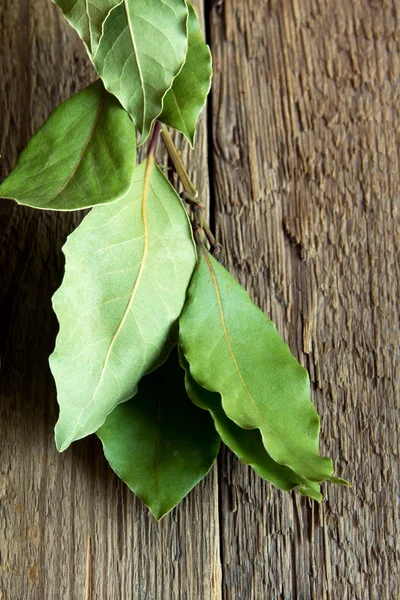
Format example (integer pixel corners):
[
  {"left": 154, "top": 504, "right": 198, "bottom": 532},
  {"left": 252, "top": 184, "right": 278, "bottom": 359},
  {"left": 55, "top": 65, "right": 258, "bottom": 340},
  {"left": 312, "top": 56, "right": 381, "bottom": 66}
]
[
  {"left": 160, "top": 126, "right": 223, "bottom": 263},
  {"left": 161, "top": 127, "right": 198, "bottom": 197}
]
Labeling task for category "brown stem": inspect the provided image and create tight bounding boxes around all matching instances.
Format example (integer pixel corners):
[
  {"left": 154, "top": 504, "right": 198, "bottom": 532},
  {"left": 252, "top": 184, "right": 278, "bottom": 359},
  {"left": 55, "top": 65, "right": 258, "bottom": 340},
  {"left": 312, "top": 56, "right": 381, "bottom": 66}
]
[
  {"left": 148, "top": 121, "right": 161, "bottom": 158},
  {"left": 161, "top": 127, "right": 197, "bottom": 197}
]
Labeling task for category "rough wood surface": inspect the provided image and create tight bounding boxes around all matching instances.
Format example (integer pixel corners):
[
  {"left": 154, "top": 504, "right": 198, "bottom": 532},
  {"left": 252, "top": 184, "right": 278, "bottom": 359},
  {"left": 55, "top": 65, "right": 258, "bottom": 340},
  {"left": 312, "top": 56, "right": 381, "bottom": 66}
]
[
  {"left": 211, "top": 1, "right": 399, "bottom": 598},
  {"left": 0, "top": 2, "right": 221, "bottom": 599},
  {"left": 0, "top": 0, "right": 399, "bottom": 598}
]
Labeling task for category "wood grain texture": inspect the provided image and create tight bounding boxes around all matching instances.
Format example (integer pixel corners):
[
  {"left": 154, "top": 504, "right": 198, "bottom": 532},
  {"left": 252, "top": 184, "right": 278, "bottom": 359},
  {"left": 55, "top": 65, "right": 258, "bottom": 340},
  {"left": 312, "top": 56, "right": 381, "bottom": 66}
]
[
  {"left": 210, "top": 0, "right": 399, "bottom": 598},
  {"left": 1, "top": 0, "right": 399, "bottom": 598},
  {"left": 0, "top": 1, "right": 221, "bottom": 599}
]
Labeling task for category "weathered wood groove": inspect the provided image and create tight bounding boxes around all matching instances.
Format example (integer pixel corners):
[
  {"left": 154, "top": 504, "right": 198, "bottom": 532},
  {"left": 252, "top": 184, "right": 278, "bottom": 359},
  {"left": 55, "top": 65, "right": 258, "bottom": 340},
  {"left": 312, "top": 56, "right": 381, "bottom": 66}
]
[{"left": 210, "top": 1, "right": 399, "bottom": 598}]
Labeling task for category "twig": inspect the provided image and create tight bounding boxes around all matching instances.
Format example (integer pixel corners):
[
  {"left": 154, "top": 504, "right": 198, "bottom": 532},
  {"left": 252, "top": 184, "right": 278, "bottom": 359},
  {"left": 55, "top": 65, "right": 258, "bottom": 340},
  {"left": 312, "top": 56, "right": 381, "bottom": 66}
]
[{"left": 161, "top": 127, "right": 197, "bottom": 197}]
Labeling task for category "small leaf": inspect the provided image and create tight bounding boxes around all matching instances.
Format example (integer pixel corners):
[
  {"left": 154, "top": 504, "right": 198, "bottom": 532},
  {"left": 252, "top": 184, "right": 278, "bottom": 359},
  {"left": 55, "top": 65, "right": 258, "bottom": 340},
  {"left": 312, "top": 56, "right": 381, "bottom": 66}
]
[
  {"left": 178, "top": 348, "right": 322, "bottom": 500},
  {"left": 160, "top": 3, "right": 212, "bottom": 147},
  {"left": 53, "top": 0, "right": 116, "bottom": 55},
  {"left": 179, "top": 250, "right": 339, "bottom": 484},
  {"left": 52, "top": 159, "right": 196, "bottom": 451},
  {"left": 97, "top": 349, "right": 220, "bottom": 520},
  {"left": 0, "top": 80, "right": 136, "bottom": 211},
  {"left": 93, "top": 0, "right": 188, "bottom": 143}
]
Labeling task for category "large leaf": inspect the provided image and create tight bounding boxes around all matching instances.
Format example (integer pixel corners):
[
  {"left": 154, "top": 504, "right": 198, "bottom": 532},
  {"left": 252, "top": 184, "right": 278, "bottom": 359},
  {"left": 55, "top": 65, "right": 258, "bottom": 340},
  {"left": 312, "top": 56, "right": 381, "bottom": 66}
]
[
  {"left": 52, "top": 159, "right": 196, "bottom": 451},
  {"left": 178, "top": 348, "right": 322, "bottom": 501},
  {"left": 97, "top": 349, "right": 220, "bottom": 520},
  {"left": 92, "top": 0, "right": 188, "bottom": 143},
  {"left": 179, "top": 250, "right": 338, "bottom": 484},
  {"left": 160, "top": 3, "right": 212, "bottom": 147},
  {"left": 0, "top": 80, "right": 136, "bottom": 211},
  {"left": 53, "top": 0, "right": 116, "bottom": 55}
]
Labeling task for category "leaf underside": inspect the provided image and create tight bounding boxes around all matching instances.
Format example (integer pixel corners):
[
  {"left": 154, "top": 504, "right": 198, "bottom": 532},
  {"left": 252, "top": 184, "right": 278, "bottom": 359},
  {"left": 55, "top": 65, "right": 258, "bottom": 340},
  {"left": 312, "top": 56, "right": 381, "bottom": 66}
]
[
  {"left": 98, "top": 349, "right": 220, "bottom": 520},
  {"left": 53, "top": 0, "right": 116, "bottom": 55},
  {"left": 52, "top": 159, "right": 196, "bottom": 451},
  {"left": 179, "top": 250, "right": 338, "bottom": 484},
  {"left": 160, "top": 2, "right": 212, "bottom": 146},
  {"left": 0, "top": 80, "right": 137, "bottom": 211}
]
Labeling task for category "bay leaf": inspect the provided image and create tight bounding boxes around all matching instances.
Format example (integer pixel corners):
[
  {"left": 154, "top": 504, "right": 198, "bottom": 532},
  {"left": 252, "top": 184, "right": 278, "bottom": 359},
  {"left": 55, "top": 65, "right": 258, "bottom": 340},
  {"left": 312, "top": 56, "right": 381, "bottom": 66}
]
[
  {"left": 160, "top": 3, "right": 212, "bottom": 147},
  {"left": 0, "top": 80, "right": 136, "bottom": 211},
  {"left": 52, "top": 159, "right": 196, "bottom": 451},
  {"left": 97, "top": 349, "right": 220, "bottom": 520},
  {"left": 53, "top": 0, "right": 116, "bottom": 55},
  {"left": 93, "top": 0, "right": 188, "bottom": 143},
  {"left": 178, "top": 347, "right": 323, "bottom": 500},
  {"left": 179, "top": 250, "right": 340, "bottom": 484}
]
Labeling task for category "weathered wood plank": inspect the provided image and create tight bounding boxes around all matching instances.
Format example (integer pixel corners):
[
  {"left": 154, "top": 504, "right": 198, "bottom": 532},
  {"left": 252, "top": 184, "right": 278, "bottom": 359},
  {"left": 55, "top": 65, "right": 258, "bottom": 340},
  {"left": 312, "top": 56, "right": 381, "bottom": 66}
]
[
  {"left": 0, "top": 2, "right": 221, "bottom": 598},
  {"left": 210, "top": 1, "right": 399, "bottom": 598}
]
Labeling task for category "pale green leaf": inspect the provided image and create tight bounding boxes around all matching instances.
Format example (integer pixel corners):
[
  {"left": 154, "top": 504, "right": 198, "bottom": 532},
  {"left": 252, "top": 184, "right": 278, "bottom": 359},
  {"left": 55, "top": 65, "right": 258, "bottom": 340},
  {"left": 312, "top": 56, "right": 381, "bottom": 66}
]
[
  {"left": 53, "top": 0, "right": 116, "bottom": 55},
  {"left": 178, "top": 347, "right": 322, "bottom": 501},
  {"left": 92, "top": 0, "right": 188, "bottom": 143},
  {"left": 52, "top": 159, "right": 196, "bottom": 451},
  {"left": 97, "top": 349, "right": 220, "bottom": 520},
  {"left": 160, "top": 3, "right": 212, "bottom": 147},
  {"left": 179, "top": 250, "right": 340, "bottom": 484},
  {"left": 0, "top": 80, "right": 136, "bottom": 211}
]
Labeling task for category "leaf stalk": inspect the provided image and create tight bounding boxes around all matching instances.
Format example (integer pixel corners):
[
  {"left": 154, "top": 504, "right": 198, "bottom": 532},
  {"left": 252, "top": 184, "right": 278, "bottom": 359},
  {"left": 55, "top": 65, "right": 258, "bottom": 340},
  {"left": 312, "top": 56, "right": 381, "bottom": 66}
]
[{"left": 161, "top": 127, "right": 198, "bottom": 197}]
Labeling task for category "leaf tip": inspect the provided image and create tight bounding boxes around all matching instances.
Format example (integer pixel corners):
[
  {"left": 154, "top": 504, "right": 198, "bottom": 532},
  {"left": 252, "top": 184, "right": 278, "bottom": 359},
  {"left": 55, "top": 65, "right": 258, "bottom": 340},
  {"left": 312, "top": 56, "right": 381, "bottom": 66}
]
[
  {"left": 330, "top": 476, "right": 351, "bottom": 487},
  {"left": 54, "top": 422, "right": 72, "bottom": 453}
]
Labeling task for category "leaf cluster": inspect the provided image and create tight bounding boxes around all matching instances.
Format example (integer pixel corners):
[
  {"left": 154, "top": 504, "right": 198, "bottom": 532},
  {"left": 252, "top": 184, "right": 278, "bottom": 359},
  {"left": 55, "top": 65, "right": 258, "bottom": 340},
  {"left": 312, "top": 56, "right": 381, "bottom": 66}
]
[{"left": 0, "top": 0, "right": 348, "bottom": 519}]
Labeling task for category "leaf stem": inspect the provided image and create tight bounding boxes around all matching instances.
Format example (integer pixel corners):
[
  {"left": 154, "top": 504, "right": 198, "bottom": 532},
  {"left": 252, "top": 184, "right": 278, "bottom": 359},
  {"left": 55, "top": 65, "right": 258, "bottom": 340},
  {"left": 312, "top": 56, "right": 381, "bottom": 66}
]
[
  {"left": 148, "top": 121, "right": 161, "bottom": 158},
  {"left": 160, "top": 126, "right": 223, "bottom": 263},
  {"left": 161, "top": 127, "right": 198, "bottom": 197}
]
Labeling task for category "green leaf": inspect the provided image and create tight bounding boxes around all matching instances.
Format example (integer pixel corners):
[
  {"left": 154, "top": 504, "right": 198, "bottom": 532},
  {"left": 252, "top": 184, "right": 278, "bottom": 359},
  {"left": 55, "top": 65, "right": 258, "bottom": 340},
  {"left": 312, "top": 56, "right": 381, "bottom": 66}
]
[
  {"left": 92, "top": 0, "right": 188, "bottom": 144},
  {"left": 53, "top": 0, "right": 116, "bottom": 55},
  {"left": 97, "top": 349, "right": 220, "bottom": 520},
  {"left": 0, "top": 80, "right": 136, "bottom": 211},
  {"left": 160, "top": 3, "right": 212, "bottom": 147},
  {"left": 179, "top": 250, "right": 338, "bottom": 484},
  {"left": 178, "top": 348, "right": 323, "bottom": 501},
  {"left": 51, "top": 158, "right": 196, "bottom": 451}
]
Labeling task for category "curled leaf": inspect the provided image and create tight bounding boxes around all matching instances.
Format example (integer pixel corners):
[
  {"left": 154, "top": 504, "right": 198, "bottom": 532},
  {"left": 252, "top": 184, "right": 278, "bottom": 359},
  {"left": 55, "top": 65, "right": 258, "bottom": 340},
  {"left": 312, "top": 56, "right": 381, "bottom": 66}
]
[
  {"left": 179, "top": 250, "right": 341, "bottom": 484},
  {"left": 53, "top": 0, "right": 116, "bottom": 55},
  {"left": 178, "top": 347, "right": 322, "bottom": 501}
]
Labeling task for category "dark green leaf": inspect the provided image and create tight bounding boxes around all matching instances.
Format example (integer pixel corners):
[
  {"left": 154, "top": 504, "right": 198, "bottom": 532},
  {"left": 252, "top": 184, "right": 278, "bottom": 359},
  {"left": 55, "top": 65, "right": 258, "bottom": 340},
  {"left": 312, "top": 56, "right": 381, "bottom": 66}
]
[
  {"left": 0, "top": 80, "right": 136, "bottom": 211},
  {"left": 97, "top": 349, "right": 220, "bottom": 520},
  {"left": 160, "top": 3, "right": 212, "bottom": 146},
  {"left": 179, "top": 250, "right": 341, "bottom": 484},
  {"left": 178, "top": 347, "right": 322, "bottom": 501},
  {"left": 52, "top": 159, "right": 196, "bottom": 451}
]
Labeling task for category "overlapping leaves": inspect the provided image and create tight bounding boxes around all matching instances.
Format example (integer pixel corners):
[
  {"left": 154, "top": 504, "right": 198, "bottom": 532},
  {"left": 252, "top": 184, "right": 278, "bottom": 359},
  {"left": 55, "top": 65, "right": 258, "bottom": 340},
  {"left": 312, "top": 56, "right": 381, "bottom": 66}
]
[
  {"left": 0, "top": 0, "right": 346, "bottom": 519},
  {"left": 98, "top": 349, "right": 220, "bottom": 520},
  {"left": 160, "top": 2, "right": 212, "bottom": 146},
  {"left": 53, "top": 0, "right": 116, "bottom": 55},
  {"left": 52, "top": 159, "right": 196, "bottom": 451}
]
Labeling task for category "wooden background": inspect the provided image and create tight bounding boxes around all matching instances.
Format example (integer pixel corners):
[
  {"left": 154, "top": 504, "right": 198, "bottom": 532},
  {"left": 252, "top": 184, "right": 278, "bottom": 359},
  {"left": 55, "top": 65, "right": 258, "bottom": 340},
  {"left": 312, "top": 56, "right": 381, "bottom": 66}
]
[{"left": 0, "top": 0, "right": 399, "bottom": 598}]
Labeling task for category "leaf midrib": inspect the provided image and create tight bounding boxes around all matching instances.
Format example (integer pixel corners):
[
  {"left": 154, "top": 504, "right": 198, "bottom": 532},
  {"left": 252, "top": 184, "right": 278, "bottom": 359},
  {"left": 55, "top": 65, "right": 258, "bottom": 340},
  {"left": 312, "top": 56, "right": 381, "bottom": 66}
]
[
  {"left": 202, "top": 250, "right": 323, "bottom": 480},
  {"left": 48, "top": 90, "right": 107, "bottom": 205},
  {"left": 122, "top": 0, "right": 146, "bottom": 131},
  {"left": 60, "top": 158, "right": 153, "bottom": 451}
]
